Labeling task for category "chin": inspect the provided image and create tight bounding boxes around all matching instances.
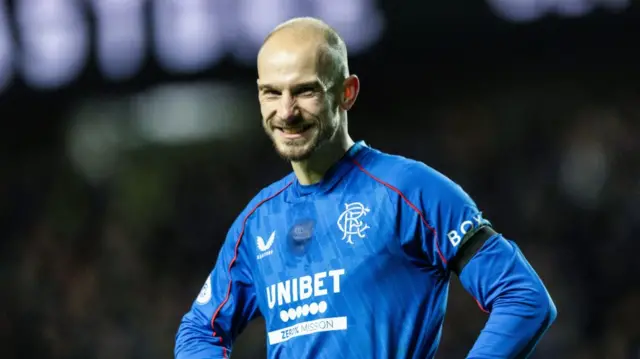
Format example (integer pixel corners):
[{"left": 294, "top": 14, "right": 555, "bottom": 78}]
[
  {"left": 275, "top": 141, "right": 318, "bottom": 162},
  {"left": 276, "top": 146, "right": 315, "bottom": 162}
]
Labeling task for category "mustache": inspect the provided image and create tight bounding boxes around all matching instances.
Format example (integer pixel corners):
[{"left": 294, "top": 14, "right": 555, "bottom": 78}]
[{"left": 268, "top": 115, "right": 318, "bottom": 129}]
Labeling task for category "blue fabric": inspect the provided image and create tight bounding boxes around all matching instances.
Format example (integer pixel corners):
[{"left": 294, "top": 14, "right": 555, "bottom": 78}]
[{"left": 175, "top": 142, "right": 556, "bottom": 359}]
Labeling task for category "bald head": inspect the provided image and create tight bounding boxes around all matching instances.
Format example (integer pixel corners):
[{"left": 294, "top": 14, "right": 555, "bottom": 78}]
[
  {"left": 256, "top": 18, "right": 360, "bottom": 164},
  {"left": 258, "top": 17, "right": 349, "bottom": 86}
]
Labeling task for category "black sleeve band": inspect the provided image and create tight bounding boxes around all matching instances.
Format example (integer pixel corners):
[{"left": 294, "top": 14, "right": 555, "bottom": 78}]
[{"left": 450, "top": 225, "right": 497, "bottom": 275}]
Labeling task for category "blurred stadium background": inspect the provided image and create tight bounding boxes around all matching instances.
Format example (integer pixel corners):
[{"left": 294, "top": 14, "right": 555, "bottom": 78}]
[{"left": 1, "top": 0, "right": 639, "bottom": 358}]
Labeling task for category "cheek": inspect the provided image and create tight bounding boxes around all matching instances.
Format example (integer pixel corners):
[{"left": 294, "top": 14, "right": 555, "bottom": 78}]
[
  {"left": 259, "top": 103, "right": 275, "bottom": 118},
  {"left": 300, "top": 98, "right": 329, "bottom": 115},
  {"left": 320, "top": 98, "right": 338, "bottom": 119}
]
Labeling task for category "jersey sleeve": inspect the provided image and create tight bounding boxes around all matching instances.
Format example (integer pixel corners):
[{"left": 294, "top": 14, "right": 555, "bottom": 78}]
[
  {"left": 401, "top": 164, "right": 556, "bottom": 355},
  {"left": 411, "top": 165, "right": 491, "bottom": 272},
  {"left": 174, "top": 216, "right": 260, "bottom": 359}
]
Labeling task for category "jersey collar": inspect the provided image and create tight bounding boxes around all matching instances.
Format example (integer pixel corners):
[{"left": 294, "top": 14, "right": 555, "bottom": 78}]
[{"left": 292, "top": 141, "right": 368, "bottom": 197}]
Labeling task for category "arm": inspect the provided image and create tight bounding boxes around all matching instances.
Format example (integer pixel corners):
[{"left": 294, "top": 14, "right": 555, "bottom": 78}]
[
  {"left": 175, "top": 219, "right": 260, "bottom": 359},
  {"left": 457, "top": 231, "right": 556, "bottom": 358},
  {"left": 415, "top": 167, "right": 556, "bottom": 358}
]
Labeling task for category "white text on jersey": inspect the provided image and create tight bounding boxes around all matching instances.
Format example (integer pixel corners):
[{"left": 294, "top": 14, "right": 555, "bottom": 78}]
[{"left": 266, "top": 269, "right": 346, "bottom": 309}]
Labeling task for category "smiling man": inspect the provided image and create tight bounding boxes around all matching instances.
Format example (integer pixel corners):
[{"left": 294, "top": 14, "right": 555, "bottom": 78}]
[
  {"left": 256, "top": 18, "right": 356, "bottom": 184},
  {"left": 175, "top": 17, "right": 556, "bottom": 359}
]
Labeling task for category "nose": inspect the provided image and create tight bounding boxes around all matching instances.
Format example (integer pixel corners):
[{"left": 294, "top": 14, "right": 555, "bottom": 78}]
[{"left": 278, "top": 92, "right": 299, "bottom": 121}]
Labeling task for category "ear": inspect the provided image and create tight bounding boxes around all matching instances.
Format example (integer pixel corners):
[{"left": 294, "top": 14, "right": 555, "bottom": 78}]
[{"left": 340, "top": 75, "right": 360, "bottom": 111}]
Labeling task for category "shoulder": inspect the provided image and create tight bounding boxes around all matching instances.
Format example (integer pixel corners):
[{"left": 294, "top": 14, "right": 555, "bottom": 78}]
[
  {"left": 229, "top": 173, "right": 295, "bottom": 231},
  {"left": 358, "top": 147, "right": 465, "bottom": 200},
  {"left": 250, "top": 172, "right": 295, "bottom": 207},
  {"left": 243, "top": 172, "right": 295, "bottom": 214}
]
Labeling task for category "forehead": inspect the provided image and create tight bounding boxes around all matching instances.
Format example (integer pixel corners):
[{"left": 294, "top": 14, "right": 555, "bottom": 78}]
[{"left": 257, "top": 45, "right": 323, "bottom": 88}]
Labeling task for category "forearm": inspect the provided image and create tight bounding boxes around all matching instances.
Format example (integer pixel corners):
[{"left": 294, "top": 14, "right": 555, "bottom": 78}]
[
  {"left": 459, "top": 235, "right": 557, "bottom": 358},
  {"left": 467, "top": 292, "right": 555, "bottom": 358},
  {"left": 175, "top": 310, "right": 231, "bottom": 359}
]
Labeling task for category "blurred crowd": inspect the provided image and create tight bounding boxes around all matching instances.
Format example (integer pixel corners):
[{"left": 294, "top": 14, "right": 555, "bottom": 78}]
[{"left": 2, "top": 67, "right": 639, "bottom": 359}]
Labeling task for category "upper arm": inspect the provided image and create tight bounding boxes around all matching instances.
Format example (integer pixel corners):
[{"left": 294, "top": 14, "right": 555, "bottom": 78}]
[
  {"left": 397, "top": 163, "right": 555, "bottom": 327},
  {"left": 201, "top": 222, "right": 261, "bottom": 338},
  {"left": 404, "top": 164, "right": 492, "bottom": 273}
]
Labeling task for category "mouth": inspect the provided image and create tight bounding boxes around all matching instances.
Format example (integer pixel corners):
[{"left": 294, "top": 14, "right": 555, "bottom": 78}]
[{"left": 273, "top": 124, "right": 315, "bottom": 139}]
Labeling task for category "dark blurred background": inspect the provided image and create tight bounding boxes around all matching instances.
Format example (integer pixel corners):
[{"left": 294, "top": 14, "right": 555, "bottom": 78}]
[{"left": 1, "top": 0, "right": 639, "bottom": 358}]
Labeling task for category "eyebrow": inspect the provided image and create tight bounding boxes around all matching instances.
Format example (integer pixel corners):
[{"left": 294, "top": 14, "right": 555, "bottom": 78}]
[
  {"left": 257, "top": 84, "right": 277, "bottom": 92},
  {"left": 258, "top": 80, "right": 326, "bottom": 92}
]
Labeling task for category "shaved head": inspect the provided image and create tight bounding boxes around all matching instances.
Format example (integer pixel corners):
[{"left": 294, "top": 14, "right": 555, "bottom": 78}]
[
  {"left": 259, "top": 17, "right": 349, "bottom": 87},
  {"left": 256, "top": 17, "right": 359, "bottom": 164}
]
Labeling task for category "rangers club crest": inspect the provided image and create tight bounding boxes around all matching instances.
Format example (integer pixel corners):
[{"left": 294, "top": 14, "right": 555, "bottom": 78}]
[{"left": 337, "top": 202, "right": 370, "bottom": 244}]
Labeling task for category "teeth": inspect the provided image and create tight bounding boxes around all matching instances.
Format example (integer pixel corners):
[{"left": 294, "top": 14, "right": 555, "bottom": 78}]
[{"left": 282, "top": 127, "right": 305, "bottom": 134}]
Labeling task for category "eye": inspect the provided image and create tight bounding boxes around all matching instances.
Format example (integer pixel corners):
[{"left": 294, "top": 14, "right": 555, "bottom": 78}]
[
  {"left": 295, "top": 87, "right": 317, "bottom": 98},
  {"left": 262, "top": 89, "right": 280, "bottom": 99}
]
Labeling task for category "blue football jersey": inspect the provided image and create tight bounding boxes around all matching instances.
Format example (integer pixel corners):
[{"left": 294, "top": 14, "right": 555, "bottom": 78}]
[{"left": 175, "top": 141, "right": 555, "bottom": 359}]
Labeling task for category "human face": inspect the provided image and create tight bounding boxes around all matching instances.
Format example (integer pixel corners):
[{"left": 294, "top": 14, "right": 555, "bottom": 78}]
[{"left": 257, "top": 46, "right": 340, "bottom": 162}]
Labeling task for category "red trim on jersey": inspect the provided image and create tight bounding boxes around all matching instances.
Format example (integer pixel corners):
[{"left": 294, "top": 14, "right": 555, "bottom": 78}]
[
  {"left": 209, "top": 181, "right": 293, "bottom": 356},
  {"left": 353, "top": 159, "right": 490, "bottom": 314},
  {"left": 475, "top": 298, "right": 490, "bottom": 314},
  {"left": 352, "top": 160, "right": 447, "bottom": 265}
]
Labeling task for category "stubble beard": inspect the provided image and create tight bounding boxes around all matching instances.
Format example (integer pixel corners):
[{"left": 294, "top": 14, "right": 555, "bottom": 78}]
[{"left": 267, "top": 117, "right": 339, "bottom": 162}]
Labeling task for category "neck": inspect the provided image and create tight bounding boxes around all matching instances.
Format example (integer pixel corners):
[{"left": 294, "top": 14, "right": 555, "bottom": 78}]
[{"left": 291, "top": 130, "right": 355, "bottom": 185}]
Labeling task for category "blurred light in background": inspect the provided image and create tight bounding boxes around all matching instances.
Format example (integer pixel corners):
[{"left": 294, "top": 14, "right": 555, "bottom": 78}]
[
  {"left": 67, "top": 102, "right": 125, "bottom": 184},
  {"left": 66, "top": 82, "right": 253, "bottom": 183},
  {"left": 93, "top": 0, "right": 146, "bottom": 81},
  {"left": 133, "top": 82, "right": 251, "bottom": 143},
  {"left": 0, "top": 0, "right": 633, "bottom": 94},
  {"left": 0, "top": 0, "right": 12, "bottom": 92},
  {"left": 0, "top": 0, "right": 384, "bottom": 95},
  {"left": 487, "top": 0, "right": 630, "bottom": 22},
  {"left": 551, "top": 0, "right": 595, "bottom": 18},
  {"left": 236, "top": 0, "right": 299, "bottom": 59},
  {"left": 15, "top": 0, "right": 89, "bottom": 89},
  {"left": 153, "top": 0, "right": 226, "bottom": 74},
  {"left": 560, "top": 137, "right": 609, "bottom": 209},
  {"left": 232, "top": 0, "right": 383, "bottom": 64},
  {"left": 309, "top": 0, "right": 384, "bottom": 54}
]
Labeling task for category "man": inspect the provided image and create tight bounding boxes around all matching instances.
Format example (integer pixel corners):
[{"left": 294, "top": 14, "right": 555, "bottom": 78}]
[{"left": 175, "top": 17, "right": 556, "bottom": 359}]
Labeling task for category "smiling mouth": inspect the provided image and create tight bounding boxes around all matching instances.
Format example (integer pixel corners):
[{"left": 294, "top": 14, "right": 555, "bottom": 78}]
[{"left": 274, "top": 124, "right": 314, "bottom": 136}]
